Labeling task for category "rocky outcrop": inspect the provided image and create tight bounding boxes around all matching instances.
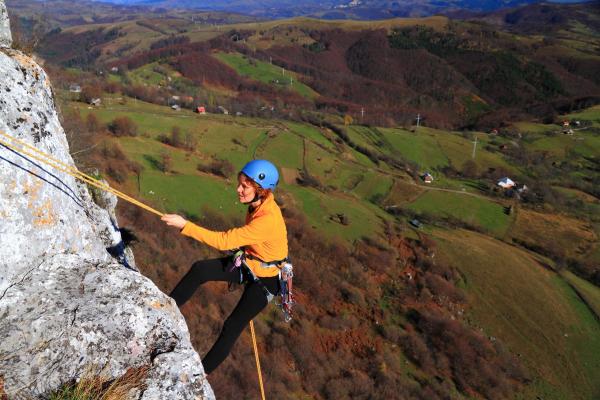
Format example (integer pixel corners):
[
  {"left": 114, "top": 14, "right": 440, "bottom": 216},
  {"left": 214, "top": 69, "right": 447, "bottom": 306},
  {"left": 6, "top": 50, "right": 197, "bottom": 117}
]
[
  {"left": 0, "top": 0, "right": 10, "bottom": 48},
  {"left": 0, "top": 3, "right": 213, "bottom": 399}
]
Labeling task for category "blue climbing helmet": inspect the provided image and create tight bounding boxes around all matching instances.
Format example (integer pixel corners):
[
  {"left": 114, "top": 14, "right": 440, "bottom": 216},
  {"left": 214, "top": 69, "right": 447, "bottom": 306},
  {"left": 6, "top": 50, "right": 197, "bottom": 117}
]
[{"left": 241, "top": 159, "right": 279, "bottom": 190}]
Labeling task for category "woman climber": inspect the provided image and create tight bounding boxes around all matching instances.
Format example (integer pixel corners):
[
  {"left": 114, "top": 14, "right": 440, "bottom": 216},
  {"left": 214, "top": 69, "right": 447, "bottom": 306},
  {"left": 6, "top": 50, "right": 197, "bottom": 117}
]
[{"left": 161, "top": 159, "right": 289, "bottom": 374}]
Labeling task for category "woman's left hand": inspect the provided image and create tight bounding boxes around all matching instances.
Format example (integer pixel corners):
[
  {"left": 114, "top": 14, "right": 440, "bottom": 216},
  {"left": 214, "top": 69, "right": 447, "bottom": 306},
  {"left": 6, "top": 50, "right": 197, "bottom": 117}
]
[{"left": 161, "top": 214, "right": 189, "bottom": 230}]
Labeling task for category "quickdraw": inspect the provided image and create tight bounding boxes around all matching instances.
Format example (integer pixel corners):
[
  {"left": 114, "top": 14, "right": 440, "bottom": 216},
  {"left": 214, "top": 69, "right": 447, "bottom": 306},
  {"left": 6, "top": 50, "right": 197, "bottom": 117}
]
[{"left": 277, "top": 261, "right": 294, "bottom": 323}]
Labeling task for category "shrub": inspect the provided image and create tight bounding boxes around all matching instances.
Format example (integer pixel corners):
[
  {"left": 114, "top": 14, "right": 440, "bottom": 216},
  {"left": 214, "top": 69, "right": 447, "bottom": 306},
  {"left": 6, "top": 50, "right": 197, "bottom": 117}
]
[
  {"left": 80, "top": 84, "right": 103, "bottom": 104},
  {"left": 158, "top": 150, "right": 172, "bottom": 173},
  {"left": 108, "top": 116, "right": 137, "bottom": 137},
  {"left": 48, "top": 366, "right": 148, "bottom": 400},
  {"left": 85, "top": 113, "right": 101, "bottom": 133},
  {"left": 197, "top": 159, "right": 235, "bottom": 178}
]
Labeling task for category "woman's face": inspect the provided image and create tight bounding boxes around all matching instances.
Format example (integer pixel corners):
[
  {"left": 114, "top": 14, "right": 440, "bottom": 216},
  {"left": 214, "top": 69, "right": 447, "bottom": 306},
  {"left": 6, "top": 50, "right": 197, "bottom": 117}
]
[{"left": 237, "top": 174, "right": 257, "bottom": 204}]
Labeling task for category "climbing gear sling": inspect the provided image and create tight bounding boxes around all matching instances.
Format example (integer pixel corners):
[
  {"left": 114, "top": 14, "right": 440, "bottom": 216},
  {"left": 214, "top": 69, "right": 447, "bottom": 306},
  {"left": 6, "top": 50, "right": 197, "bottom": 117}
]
[{"left": 230, "top": 249, "right": 295, "bottom": 322}]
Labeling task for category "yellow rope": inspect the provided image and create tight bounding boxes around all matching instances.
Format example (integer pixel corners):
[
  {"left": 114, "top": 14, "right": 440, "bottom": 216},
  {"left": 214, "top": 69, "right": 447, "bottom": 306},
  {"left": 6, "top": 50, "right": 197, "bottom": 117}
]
[
  {"left": 0, "top": 130, "right": 164, "bottom": 217},
  {"left": 0, "top": 129, "right": 268, "bottom": 399},
  {"left": 250, "top": 320, "right": 266, "bottom": 400}
]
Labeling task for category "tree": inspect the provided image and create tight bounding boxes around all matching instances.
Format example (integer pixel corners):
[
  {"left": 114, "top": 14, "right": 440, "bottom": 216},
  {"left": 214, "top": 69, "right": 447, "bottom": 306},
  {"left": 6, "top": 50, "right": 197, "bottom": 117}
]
[
  {"left": 170, "top": 126, "right": 182, "bottom": 148},
  {"left": 344, "top": 114, "right": 353, "bottom": 126},
  {"left": 159, "top": 150, "right": 172, "bottom": 173},
  {"left": 109, "top": 116, "right": 137, "bottom": 137},
  {"left": 80, "top": 84, "right": 103, "bottom": 104},
  {"left": 184, "top": 132, "right": 197, "bottom": 152},
  {"left": 86, "top": 113, "right": 101, "bottom": 133},
  {"left": 461, "top": 159, "right": 479, "bottom": 178}
]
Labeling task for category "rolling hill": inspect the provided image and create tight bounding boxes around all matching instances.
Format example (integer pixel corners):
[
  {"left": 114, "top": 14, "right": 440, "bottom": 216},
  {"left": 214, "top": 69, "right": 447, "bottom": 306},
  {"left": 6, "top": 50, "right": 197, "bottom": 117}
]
[
  {"left": 7, "top": 0, "right": 600, "bottom": 398},
  {"left": 88, "top": 0, "right": 594, "bottom": 19}
]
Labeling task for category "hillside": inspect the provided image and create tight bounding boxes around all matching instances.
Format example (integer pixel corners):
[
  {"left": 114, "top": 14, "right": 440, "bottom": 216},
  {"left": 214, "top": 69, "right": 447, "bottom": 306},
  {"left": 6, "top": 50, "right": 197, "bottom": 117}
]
[
  {"left": 26, "top": 1, "right": 599, "bottom": 131},
  {"left": 51, "top": 86, "right": 600, "bottom": 398},
  {"left": 77, "top": 0, "right": 586, "bottom": 20},
  {"left": 6, "top": 0, "right": 600, "bottom": 398}
]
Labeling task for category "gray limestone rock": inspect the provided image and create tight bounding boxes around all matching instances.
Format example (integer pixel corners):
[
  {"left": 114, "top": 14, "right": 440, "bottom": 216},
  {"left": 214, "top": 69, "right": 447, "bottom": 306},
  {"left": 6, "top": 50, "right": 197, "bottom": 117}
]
[
  {"left": 0, "top": 28, "right": 213, "bottom": 400},
  {"left": 0, "top": 0, "right": 11, "bottom": 48}
]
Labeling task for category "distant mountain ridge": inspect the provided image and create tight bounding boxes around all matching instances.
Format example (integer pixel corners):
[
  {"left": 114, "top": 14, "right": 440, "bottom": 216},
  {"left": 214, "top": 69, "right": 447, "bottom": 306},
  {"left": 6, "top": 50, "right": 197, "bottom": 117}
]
[{"left": 94, "top": 0, "right": 592, "bottom": 19}]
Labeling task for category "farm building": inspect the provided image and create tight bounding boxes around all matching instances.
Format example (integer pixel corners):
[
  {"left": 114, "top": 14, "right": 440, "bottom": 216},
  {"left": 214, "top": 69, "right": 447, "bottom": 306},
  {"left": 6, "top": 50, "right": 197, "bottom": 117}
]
[
  {"left": 217, "top": 106, "right": 229, "bottom": 115},
  {"left": 421, "top": 172, "right": 434, "bottom": 183},
  {"left": 171, "top": 104, "right": 181, "bottom": 111},
  {"left": 497, "top": 177, "right": 515, "bottom": 189},
  {"left": 89, "top": 98, "right": 101, "bottom": 106},
  {"left": 410, "top": 219, "right": 422, "bottom": 228},
  {"left": 196, "top": 106, "right": 206, "bottom": 114},
  {"left": 69, "top": 84, "right": 81, "bottom": 93}
]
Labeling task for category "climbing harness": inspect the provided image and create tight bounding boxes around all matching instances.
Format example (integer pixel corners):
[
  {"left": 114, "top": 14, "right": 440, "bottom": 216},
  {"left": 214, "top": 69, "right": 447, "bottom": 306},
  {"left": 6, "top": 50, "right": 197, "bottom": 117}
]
[
  {"left": 230, "top": 250, "right": 295, "bottom": 322},
  {"left": 0, "top": 130, "right": 271, "bottom": 399}
]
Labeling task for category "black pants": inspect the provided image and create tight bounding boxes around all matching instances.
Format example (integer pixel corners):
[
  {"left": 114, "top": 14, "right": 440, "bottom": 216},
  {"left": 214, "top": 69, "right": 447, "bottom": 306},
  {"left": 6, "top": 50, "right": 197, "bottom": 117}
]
[{"left": 169, "top": 257, "right": 279, "bottom": 374}]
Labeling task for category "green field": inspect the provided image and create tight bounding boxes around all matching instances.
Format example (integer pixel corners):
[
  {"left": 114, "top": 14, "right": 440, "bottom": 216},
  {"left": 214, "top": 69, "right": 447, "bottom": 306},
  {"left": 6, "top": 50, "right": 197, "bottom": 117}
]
[
  {"left": 528, "top": 133, "right": 600, "bottom": 159},
  {"left": 407, "top": 190, "right": 511, "bottom": 236},
  {"left": 565, "top": 105, "right": 600, "bottom": 127},
  {"left": 561, "top": 270, "right": 600, "bottom": 320},
  {"left": 376, "top": 127, "right": 517, "bottom": 178},
  {"left": 435, "top": 229, "right": 600, "bottom": 400},
  {"left": 285, "top": 121, "right": 336, "bottom": 151},
  {"left": 284, "top": 184, "right": 391, "bottom": 241},
  {"left": 215, "top": 52, "right": 318, "bottom": 99},
  {"left": 258, "top": 131, "right": 304, "bottom": 170}
]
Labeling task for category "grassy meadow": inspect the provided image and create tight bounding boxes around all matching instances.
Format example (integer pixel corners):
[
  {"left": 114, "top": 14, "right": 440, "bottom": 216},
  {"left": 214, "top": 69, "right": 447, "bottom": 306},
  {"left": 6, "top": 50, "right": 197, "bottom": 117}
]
[
  {"left": 434, "top": 229, "right": 600, "bottom": 400},
  {"left": 214, "top": 52, "right": 318, "bottom": 99}
]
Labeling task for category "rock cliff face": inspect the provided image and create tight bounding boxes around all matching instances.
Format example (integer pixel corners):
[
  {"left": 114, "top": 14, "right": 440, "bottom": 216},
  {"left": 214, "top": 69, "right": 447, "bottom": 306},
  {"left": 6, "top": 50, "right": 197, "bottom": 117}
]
[
  {"left": 0, "top": 3, "right": 214, "bottom": 399},
  {"left": 0, "top": 0, "right": 10, "bottom": 48}
]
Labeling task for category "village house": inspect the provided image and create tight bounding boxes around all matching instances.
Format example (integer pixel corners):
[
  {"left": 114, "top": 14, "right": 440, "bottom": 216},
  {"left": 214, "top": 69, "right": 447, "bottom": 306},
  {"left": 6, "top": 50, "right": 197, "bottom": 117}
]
[
  {"left": 90, "top": 98, "right": 101, "bottom": 106},
  {"left": 69, "top": 84, "right": 81, "bottom": 93},
  {"left": 196, "top": 106, "right": 206, "bottom": 115},
  {"left": 497, "top": 177, "right": 515, "bottom": 189},
  {"left": 421, "top": 172, "right": 434, "bottom": 184}
]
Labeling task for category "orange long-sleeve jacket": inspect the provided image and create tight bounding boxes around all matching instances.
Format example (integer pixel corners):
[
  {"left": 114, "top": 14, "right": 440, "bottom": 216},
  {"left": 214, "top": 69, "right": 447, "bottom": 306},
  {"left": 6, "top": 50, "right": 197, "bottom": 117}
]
[{"left": 180, "top": 192, "right": 288, "bottom": 277}]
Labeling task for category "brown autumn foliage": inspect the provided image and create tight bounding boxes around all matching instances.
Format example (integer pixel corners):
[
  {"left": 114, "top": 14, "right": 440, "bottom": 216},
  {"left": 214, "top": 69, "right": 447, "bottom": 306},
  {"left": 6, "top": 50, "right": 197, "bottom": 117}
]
[
  {"left": 170, "top": 53, "right": 243, "bottom": 90},
  {"left": 109, "top": 189, "right": 528, "bottom": 399},
  {"left": 108, "top": 116, "right": 137, "bottom": 137}
]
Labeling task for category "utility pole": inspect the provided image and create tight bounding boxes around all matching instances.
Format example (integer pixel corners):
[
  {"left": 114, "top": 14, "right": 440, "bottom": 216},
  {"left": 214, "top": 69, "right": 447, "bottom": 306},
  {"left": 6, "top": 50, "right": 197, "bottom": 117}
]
[
  {"left": 416, "top": 113, "right": 421, "bottom": 127},
  {"left": 472, "top": 135, "right": 478, "bottom": 159}
]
